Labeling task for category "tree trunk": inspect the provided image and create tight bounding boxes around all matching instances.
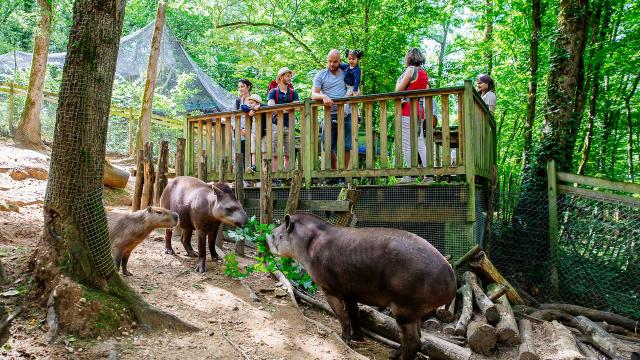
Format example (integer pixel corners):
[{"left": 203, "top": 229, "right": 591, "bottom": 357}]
[
  {"left": 624, "top": 75, "right": 640, "bottom": 181},
  {"left": 483, "top": 0, "right": 494, "bottom": 75},
  {"left": 437, "top": 18, "right": 450, "bottom": 87},
  {"left": 154, "top": 140, "right": 169, "bottom": 205},
  {"left": 13, "top": 0, "right": 51, "bottom": 151},
  {"left": 103, "top": 159, "right": 129, "bottom": 189},
  {"left": 32, "top": 0, "right": 195, "bottom": 338},
  {"left": 134, "top": 1, "right": 167, "bottom": 153},
  {"left": 578, "top": 1, "right": 611, "bottom": 175},
  {"left": 523, "top": 0, "right": 542, "bottom": 166},
  {"left": 511, "top": 0, "right": 590, "bottom": 287}
]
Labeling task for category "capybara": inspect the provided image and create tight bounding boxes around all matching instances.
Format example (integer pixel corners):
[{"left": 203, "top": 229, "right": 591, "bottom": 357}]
[
  {"left": 159, "top": 176, "right": 248, "bottom": 273},
  {"left": 107, "top": 206, "right": 178, "bottom": 276},
  {"left": 267, "top": 213, "right": 456, "bottom": 360}
]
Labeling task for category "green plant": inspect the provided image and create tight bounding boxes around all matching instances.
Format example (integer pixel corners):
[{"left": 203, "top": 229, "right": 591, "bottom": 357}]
[{"left": 224, "top": 217, "right": 318, "bottom": 293}]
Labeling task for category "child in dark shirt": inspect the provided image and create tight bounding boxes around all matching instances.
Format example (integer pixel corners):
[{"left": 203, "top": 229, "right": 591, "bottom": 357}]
[{"left": 343, "top": 50, "right": 364, "bottom": 96}]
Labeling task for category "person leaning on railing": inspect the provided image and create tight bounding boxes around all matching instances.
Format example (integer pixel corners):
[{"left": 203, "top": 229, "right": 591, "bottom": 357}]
[
  {"left": 235, "top": 79, "right": 255, "bottom": 171},
  {"left": 395, "top": 47, "right": 431, "bottom": 185},
  {"left": 267, "top": 67, "right": 299, "bottom": 172},
  {"left": 476, "top": 74, "right": 496, "bottom": 114}
]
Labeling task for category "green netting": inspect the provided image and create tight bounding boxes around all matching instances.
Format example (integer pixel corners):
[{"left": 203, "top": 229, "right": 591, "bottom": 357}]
[{"left": 489, "top": 190, "right": 640, "bottom": 319}]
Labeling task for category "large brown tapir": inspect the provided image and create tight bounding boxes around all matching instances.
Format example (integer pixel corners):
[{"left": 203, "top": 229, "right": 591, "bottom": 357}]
[
  {"left": 267, "top": 213, "right": 457, "bottom": 360},
  {"left": 160, "top": 176, "right": 248, "bottom": 273}
]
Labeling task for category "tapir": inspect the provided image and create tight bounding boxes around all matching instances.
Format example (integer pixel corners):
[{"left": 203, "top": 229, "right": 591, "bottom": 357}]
[
  {"left": 267, "top": 213, "right": 456, "bottom": 360},
  {"left": 160, "top": 176, "right": 248, "bottom": 273}
]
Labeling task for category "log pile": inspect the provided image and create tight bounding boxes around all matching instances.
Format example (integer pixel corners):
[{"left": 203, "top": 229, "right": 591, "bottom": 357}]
[{"left": 287, "top": 245, "right": 640, "bottom": 360}]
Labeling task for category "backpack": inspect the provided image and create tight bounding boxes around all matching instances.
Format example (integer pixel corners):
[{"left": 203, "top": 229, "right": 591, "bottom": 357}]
[
  {"left": 270, "top": 87, "right": 294, "bottom": 104},
  {"left": 267, "top": 81, "right": 294, "bottom": 99}
]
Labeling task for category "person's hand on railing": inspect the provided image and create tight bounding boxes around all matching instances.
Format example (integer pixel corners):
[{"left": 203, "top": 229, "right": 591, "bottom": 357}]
[
  {"left": 248, "top": 110, "right": 255, "bottom": 117},
  {"left": 322, "top": 94, "right": 334, "bottom": 106}
]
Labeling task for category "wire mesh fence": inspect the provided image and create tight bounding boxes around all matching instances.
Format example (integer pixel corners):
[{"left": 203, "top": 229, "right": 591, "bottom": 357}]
[{"left": 489, "top": 190, "right": 640, "bottom": 319}]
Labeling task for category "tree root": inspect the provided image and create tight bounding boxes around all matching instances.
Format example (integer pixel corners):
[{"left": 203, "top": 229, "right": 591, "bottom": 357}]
[
  {"left": 106, "top": 274, "right": 200, "bottom": 332},
  {"left": 219, "top": 322, "right": 250, "bottom": 360},
  {"left": 271, "top": 270, "right": 300, "bottom": 310}
]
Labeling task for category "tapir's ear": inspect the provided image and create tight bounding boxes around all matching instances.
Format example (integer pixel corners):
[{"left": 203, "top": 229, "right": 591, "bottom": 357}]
[
  {"left": 210, "top": 183, "right": 224, "bottom": 196},
  {"left": 284, "top": 214, "right": 294, "bottom": 233},
  {"left": 146, "top": 206, "right": 152, "bottom": 213}
]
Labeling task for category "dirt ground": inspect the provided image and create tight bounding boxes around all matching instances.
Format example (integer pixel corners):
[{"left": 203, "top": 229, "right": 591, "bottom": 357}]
[{"left": 0, "top": 139, "right": 583, "bottom": 360}]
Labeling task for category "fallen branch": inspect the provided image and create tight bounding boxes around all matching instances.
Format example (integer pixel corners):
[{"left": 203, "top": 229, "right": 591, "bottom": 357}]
[
  {"left": 272, "top": 270, "right": 300, "bottom": 310},
  {"left": 540, "top": 303, "right": 639, "bottom": 333},
  {"left": 518, "top": 319, "right": 538, "bottom": 360},
  {"left": 464, "top": 271, "right": 499, "bottom": 323},
  {"left": 572, "top": 315, "right": 636, "bottom": 359},
  {"left": 469, "top": 253, "right": 525, "bottom": 305},
  {"left": 453, "top": 284, "right": 473, "bottom": 336},
  {"left": 486, "top": 284, "right": 508, "bottom": 302},
  {"left": 543, "top": 320, "right": 584, "bottom": 360},
  {"left": 466, "top": 316, "right": 497, "bottom": 355},
  {"left": 0, "top": 306, "right": 22, "bottom": 334},
  {"left": 487, "top": 283, "right": 520, "bottom": 345},
  {"left": 219, "top": 322, "right": 250, "bottom": 360},
  {"left": 453, "top": 245, "right": 481, "bottom": 269}
]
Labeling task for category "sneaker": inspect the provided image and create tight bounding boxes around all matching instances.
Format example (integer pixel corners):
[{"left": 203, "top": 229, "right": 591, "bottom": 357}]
[
  {"left": 246, "top": 165, "right": 257, "bottom": 173},
  {"left": 398, "top": 176, "right": 415, "bottom": 184},
  {"left": 272, "top": 179, "right": 283, "bottom": 187},
  {"left": 243, "top": 180, "right": 252, "bottom": 188}
]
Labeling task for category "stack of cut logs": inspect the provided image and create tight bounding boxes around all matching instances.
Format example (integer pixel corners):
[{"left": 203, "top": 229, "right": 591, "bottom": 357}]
[
  {"left": 293, "top": 244, "right": 640, "bottom": 360},
  {"left": 131, "top": 139, "right": 183, "bottom": 210}
]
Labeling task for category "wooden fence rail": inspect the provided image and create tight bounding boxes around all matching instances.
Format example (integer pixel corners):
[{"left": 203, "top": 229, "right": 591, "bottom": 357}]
[{"left": 187, "top": 80, "right": 495, "bottom": 186}]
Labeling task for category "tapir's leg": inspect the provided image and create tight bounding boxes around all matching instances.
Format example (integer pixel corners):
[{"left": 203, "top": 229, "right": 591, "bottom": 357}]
[
  {"left": 392, "top": 305, "right": 421, "bottom": 360},
  {"left": 182, "top": 228, "right": 197, "bottom": 257},
  {"left": 196, "top": 230, "right": 207, "bottom": 273},
  {"left": 345, "top": 299, "right": 363, "bottom": 341},
  {"left": 121, "top": 253, "right": 132, "bottom": 276},
  {"left": 324, "top": 291, "right": 352, "bottom": 345},
  {"left": 207, "top": 223, "right": 221, "bottom": 261},
  {"left": 164, "top": 228, "right": 174, "bottom": 255}
]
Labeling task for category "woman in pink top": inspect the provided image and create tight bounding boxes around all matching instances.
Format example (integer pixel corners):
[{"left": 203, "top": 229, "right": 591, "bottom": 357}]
[{"left": 395, "top": 48, "right": 430, "bottom": 184}]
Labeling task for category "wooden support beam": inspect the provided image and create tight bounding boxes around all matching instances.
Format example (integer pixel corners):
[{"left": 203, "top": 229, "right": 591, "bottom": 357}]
[
  {"left": 132, "top": 149, "right": 144, "bottom": 210},
  {"left": 141, "top": 142, "right": 155, "bottom": 208},
  {"left": 245, "top": 199, "right": 350, "bottom": 212},
  {"left": 260, "top": 159, "right": 272, "bottom": 225},
  {"left": 154, "top": 140, "right": 169, "bottom": 206},
  {"left": 175, "top": 138, "right": 185, "bottom": 177}
]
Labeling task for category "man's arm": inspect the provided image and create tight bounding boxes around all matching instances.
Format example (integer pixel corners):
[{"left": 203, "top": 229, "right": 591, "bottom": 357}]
[
  {"left": 267, "top": 89, "right": 276, "bottom": 106},
  {"left": 312, "top": 86, "right": 333, "bottom": 106}
]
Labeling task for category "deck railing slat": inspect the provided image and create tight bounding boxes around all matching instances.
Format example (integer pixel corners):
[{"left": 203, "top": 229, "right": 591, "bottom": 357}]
[
  {"left": 337, "top": 104, "right": 345, "bottom": 170},
  {"left": 380, "top": 101, "right": 388, "bottom": 168},
  {"left": 442, "top": 95, "right": 450, "bottom": 167},
  {"left": 365, "top": 102, "right": 374, "bottom": 168}
]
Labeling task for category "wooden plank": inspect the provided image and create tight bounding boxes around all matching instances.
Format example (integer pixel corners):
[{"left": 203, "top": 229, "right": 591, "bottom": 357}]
[
  {"left": 288, "top": 109, "right": 296, "bottom": 171},
  {"left": 323, "top": 107, "right": 332, "bottom": 170},
  {"left": 245, "top": 199, "right": 353, "bottom": 212},
  {"left": 255, "top": 114, "right": 263, "bottom": 176},
  {"left": 225, "top": 117, "right": 232, "bottom": 172},
  {"left": 409, "top": 98, "right": 418, "bottom": 168},
  {"left": 234, "top": 115, "right": 241, "bottom": 155},
  {"left": 215, "top": 118, "right": 222, "bottom": 173},
  {"left": 303, "top": 100, "right": 313, "bottom": 187},
  {"left": 245, "top": 114, "right": 252, "bottom": 172},
  {"left": 266, "top": 113, "right": 273, "bottom": 163},
  {"left": 354, "top": 205, "right": 466, "bottom": 223},
  {"left": 425, "top": 96, "right": 434, "bottom": 167},
  {"left": 365, "top": 102, "right": 374, "bottom": 168},
  {"left": 394, "top": 99, "right": 403, "bottom": 168},
  {"left": 312, "top": 166, "right": 465, "bottom": 178},
  {"left": 260, "top": 159, "right": 272, "bottom": 225},
  {"left": 558, "top": 185, "right": 640, "bottom": 208},
  {"left": 198, "top": 120, "right": 204, "bottom": 172},
  {"left": 463, "top": 80, "right": 476, "bottom": 223},
  {"left": 350, "top": 102, "right": 359, "bottom": 169},
  {"left": 312, "top": 106, "right": 319, "bottom": 170},
  {"left": 337, "top": 104, "right": 345, "bottom": 170},
  {"left": 557, "top": 172, "right": 640, "bottom": 195},
  {"left": 175, "top": 138, "right": 186, "bottom": 177},
  {"left": 234, "top": 152, "right": 245, "bottom": 256},
  {"left": 458, "top": 92, "right": 464, "bottom": 165},
  {"left": 379, "top": 100, "right": 388, "bottom": 168},
  {"left": 187, "top": 121, "right": 194, "bottom": 175},
  {"left": 442, "top": 95, "right": 450, "bottom": 167},
  {"left": 277, "top": 110, "right": 285, "bottom": 171},
  {"left": 206, "top": 118, "right": 212, "bottom": 171},
  {"left": 547, "top": 159, "right": 560, "bottom": 300},
  {"left": 285, "top": 168, "right": 303, "bottom": 214}
]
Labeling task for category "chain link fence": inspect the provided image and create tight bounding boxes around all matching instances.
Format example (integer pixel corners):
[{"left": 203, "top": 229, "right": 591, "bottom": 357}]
[{"left": 489, "top": 190, "right": 640, "bottom": 319}]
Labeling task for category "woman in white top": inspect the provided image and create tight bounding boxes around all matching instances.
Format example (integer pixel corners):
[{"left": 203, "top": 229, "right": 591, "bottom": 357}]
[{"left": 476, "top": 74, "right": 496, "bottom": 114}]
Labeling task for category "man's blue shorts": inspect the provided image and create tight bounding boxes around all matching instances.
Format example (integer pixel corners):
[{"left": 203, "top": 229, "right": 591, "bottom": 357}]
[{"left": 322, "top": 113, "right": 353, "bottom": 152}]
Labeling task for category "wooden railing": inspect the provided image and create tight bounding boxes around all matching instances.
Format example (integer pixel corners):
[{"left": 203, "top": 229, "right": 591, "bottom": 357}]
[{"left": 186, "top": 80, "right": 495, "bottom": 186}]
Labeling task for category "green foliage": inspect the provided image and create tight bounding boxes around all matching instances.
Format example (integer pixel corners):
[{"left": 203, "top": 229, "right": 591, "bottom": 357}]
[{"left": 224, "top": 216, "right": 317, "bottom": 293}]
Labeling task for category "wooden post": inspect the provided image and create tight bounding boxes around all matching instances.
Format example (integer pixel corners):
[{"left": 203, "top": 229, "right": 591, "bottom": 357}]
[
  {"left": 141, "top": 142, "right": 155, "bottom": 208},
  {"left": 175, "top": 137, "right": 185, "bottom": 177},
  {"left": 260, "top": 159, "right": 273, "bottom": 225},
  {"left": 219, "top": 156, "right": 227, "bottom": 183},
  {"left": 134, "top": 1, "right": 167, "bottom": 152},
  {"left": 547, "top": 159, "right": 559, "bottom": 299},
  {"left": 234, "top": 153, "right": 245, "bottom": 257},
  {"left": 154, "top": 140, "right": 169, "bottom": 205},
  {"left": 285, "top": 165, "right": 303, "bottom": 215},
  {"left": 186, "top": 121, "right": 194, "bottom": 176},
  {"left": 128, "top": 107, "right": 135, "bottom": 156},
  {"left": 303, "top": 99, "right": 313, "bottom": 188},
  {"left": 132, "top": 149, "right": 144, "bottom": 210},
  {"left": 198, "top": 149, "right": 207, "bottom": 182}
]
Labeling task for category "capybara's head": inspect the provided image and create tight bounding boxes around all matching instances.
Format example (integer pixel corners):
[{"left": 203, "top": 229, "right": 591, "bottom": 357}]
[
  {"left": 267, "top": 214, "right": 296, "bottom": 258},
  {"left": 143, "top": 206, "right": 179, "bottom": 229},
  {"left": 210, "top": 182, "right": 248, "bottom": 227}
]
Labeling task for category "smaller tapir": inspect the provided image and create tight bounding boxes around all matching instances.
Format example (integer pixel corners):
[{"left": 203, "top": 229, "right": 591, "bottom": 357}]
[
  {"left": 160, "top": 176, "right": 248, "bottom": 273},
  {"left": 267, "top": 213, "right": 456, "bottom": 360}
]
